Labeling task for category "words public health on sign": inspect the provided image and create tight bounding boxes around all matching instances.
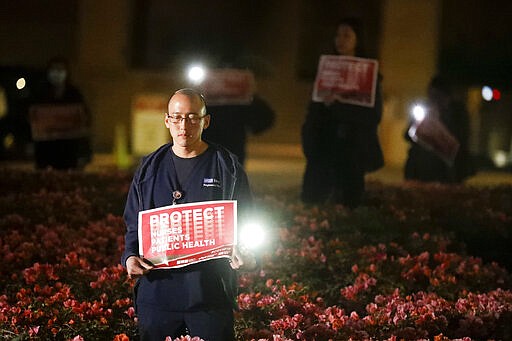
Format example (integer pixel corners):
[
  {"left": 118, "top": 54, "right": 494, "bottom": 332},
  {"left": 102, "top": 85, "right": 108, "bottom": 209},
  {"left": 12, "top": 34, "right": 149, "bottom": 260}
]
[
  {"left": 138, "top": 200, "right": 237, "bottom": 268},
  {"left": 312, "top": 55, "right": 379, "bottom": 107}
]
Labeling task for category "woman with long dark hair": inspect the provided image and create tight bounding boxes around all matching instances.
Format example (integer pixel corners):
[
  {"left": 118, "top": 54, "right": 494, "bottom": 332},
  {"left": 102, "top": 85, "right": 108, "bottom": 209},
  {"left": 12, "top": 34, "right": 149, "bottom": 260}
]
[{"left": 301, "top": 18, "right": 384, "bottom": 208}]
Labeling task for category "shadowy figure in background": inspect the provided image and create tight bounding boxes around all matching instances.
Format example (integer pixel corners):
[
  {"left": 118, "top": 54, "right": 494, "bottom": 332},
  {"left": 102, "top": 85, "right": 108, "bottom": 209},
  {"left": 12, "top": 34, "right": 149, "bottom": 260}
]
[
  {"left": 202, "top": 94, "right": 275, "bottom": 165},
  {"left": 29, "top": 57, "right": 92, "bottom": 170},
  {"left": 404, "top": 76, "right": 475, "bottom": 183},
  {"left": 301, "top": 17, "right": 384, "bottom": 208}
]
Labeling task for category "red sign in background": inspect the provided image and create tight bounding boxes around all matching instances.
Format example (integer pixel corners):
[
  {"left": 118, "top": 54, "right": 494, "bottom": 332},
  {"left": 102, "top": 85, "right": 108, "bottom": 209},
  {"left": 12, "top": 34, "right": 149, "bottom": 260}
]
[
  {"left": 312, "top": 55, "right": 379, "bottom": 107},
  {"left": 29, "top": 104, "right": 88, "bottom": 141},
  {"left": 138, "top": 200, "right": 237, "bottom": 268},
  {"left": 198, "top": 68, "right": 255, "bottom": 105}
]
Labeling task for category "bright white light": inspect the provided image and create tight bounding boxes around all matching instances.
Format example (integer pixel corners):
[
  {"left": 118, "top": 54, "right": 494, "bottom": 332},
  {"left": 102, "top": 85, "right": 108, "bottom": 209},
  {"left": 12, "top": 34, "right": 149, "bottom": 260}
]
[
  {"left": 16, "top": 78, "right": 26, "bottom": 90},
  {"left": 239, "top": 222, "right": 265, "bottom": 250},
  {"left": 187, "top": 65, "right": 206, "bottom": 84},
  {"left": 482, "top": 86, "right": 493, "bottom": 101},
  {"left": 412, "top": 104, "right": 426, "bottom": 122},
  {"left": 493, "top": 150, "right": 508, "bottom": 168}
]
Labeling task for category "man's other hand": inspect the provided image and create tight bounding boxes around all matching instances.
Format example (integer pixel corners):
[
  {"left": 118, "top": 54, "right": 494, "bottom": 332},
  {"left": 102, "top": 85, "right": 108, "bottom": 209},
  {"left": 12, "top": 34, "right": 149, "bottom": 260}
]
[
  {"left": 230, "top": 246, "right": 257, "bottom": 271},
  {"left": 126, "top": 256, "right": 154, "bottom": 279}
]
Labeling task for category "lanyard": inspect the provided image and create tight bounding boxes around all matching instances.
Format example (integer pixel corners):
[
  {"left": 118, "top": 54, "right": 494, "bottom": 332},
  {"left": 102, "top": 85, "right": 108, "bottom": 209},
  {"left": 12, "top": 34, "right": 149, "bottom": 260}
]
[
  {"left": 172, "top": 190, "right": 182, "bottom": 205},
  {"left": 168, "top": 154, "right": 184, "bottom": 205}
]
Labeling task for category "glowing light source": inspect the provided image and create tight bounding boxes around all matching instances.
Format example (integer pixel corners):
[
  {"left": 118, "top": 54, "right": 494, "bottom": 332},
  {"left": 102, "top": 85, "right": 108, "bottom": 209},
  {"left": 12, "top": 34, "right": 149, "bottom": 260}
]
[
  {"left": 481, "top": 86, "right": 493, "bottom": 101},
  {"left": 492, "top": 88, "right": 501, "bottom": 101},
  {"left": 239, "top": 222, "right": 265, "bottom": 250},
  {"left": 2, "top": 133, "right": 14, "bottom": 149},
  {"left": 482, "top": 85, "right": 502, "bottom": 101},
  {"left": 187, "top": 65, "right": 206, "bottom": 84},
  {"left": 16, "top": 78, "right": 26, "bottom": 90},
  {"left": 412, "top": 104, "right": 426, "bottom": 122},
  {"left": 493, "top": 150, "right": 508, "bottom": 168}
]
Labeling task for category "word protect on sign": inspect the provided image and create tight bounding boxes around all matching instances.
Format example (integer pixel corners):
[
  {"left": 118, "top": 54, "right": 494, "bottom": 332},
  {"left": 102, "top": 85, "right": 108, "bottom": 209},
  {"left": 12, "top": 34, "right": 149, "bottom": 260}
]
[
  {"left": 312, "top": 55, "right": 378, "bottom": 107},
  {"left": 138, "top": 200, "right": 237, "bottom": 268}
]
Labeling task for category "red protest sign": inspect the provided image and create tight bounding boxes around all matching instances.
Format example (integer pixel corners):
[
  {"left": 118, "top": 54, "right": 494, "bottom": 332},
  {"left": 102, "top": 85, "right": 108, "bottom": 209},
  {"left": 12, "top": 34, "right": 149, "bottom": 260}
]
[
  {"left": 198, "top": 68, "right": 255, "bottom": 105},
  {"left": 138, "top": 200, "right": 237, "bottom": 268},
  {"left": 312, "top": 55, "right": 379, "bottom": 107},
  {"left": 29, "top": 103, "right": 88, "bottom": 141}
]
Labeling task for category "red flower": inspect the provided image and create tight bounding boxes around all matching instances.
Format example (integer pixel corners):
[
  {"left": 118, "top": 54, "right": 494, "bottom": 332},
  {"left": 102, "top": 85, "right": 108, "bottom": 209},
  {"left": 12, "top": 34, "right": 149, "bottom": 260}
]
[{"left": 113, "top": 334, "right": 130, "bottom": 341}]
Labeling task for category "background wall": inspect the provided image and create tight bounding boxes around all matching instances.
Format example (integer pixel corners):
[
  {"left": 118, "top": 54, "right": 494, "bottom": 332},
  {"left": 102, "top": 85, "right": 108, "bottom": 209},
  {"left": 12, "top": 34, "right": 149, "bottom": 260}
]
[{"left": 3, "top": 0, "right": 508, "bottom": 168}]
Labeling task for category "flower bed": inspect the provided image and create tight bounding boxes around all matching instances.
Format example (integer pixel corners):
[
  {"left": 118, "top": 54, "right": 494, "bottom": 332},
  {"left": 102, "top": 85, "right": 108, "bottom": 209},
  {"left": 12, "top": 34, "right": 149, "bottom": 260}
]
[{"left": 0, "top": 168, "right": 511, "bottom": 340}]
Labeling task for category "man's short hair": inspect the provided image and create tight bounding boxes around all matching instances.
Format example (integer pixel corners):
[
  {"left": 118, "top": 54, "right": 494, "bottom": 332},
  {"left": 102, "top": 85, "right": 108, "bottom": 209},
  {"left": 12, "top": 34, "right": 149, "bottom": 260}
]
[{"left": 172, "top": 88, "right": 207, "bottom": 114}]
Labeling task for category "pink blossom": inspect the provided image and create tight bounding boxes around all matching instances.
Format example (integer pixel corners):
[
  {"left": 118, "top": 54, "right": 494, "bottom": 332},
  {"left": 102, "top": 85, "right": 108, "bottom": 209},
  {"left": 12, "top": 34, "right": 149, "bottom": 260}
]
[
  {"left": 28, "top": 325, "right": 40, "bottom": 336},
  {"left": 125, "top": 306, "right": 135, "bottom": 318}
]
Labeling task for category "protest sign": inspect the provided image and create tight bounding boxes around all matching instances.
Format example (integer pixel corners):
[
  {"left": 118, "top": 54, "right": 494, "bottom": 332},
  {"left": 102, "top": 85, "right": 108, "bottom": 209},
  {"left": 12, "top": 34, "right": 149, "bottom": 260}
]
[
  {"left": 198, "top": 68, "right": 255, "bottom": 105},
  {"left": 138, "top": 200, "right": 237, "bottom": 268},
  {"left": 29, "top": 103, "right": 88, "bottom": 141},
  {"left": 409, "top": 116, "right": 460, "bottom": 165},
  {"left": 312, "top": 55, "right": 378, "bottom": 107}
]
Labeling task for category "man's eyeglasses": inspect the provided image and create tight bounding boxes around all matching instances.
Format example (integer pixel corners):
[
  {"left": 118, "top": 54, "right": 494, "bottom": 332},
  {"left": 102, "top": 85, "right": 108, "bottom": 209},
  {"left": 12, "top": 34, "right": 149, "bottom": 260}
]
[{"left": 166, "top": 113, "right": 206, "bottom": 125}]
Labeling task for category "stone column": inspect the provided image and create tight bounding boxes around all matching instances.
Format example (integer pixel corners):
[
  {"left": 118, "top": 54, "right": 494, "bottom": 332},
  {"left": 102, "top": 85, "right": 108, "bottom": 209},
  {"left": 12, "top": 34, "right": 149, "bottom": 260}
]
[
  {"left": 75, "top": 0, "right": 133, "bottom": 152},
  {"left": 378, "top": 0, "right": 441, "bottom": 167}
]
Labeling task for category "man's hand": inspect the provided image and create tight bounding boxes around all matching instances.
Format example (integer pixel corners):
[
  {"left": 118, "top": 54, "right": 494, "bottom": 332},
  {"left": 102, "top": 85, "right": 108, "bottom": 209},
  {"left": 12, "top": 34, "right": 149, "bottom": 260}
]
[
  {"left": 230, "top": 246, "right": 257, "bottom": 271},
  {"left": 324, "top": 93, "right": 343, "bottom": 106},
  {"left": 126, "top": 256, "right": 154, "bottom": 279}
]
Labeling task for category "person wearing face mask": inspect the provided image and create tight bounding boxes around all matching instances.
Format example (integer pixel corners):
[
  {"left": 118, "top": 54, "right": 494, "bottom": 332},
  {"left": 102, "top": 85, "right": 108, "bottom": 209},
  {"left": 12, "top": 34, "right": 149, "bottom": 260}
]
[
  {"left": 301, "top": 17, "right": 384, "bottom": 208},
  {"left": 29, "top": 56, "right": 92, "bottom": 170}
]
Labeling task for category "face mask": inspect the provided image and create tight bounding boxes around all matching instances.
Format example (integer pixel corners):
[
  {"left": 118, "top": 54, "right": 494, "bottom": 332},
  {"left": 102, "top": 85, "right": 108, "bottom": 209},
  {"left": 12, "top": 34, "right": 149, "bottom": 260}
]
[{"left": 47, "top": 69, "right": 67, "bottom": 86}]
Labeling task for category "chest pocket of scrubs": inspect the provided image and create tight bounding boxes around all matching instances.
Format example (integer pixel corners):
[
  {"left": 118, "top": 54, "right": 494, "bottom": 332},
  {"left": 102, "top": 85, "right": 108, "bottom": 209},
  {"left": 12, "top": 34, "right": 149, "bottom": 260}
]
[{"left": 201, "top": 177, "right": 223, "bottom": 200}]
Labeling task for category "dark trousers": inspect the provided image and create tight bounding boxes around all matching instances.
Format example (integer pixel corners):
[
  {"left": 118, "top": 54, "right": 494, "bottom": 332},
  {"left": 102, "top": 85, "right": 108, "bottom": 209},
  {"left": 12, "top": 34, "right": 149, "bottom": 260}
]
[
  {"left": 136, "top": 304, "right": 235, "bottom": 341},
  {"left": 333, "top": 156, "right": 365, "bottom": 208},
  {"left": 301, "top": 162, "right": 333, "bottom": 204},
  {"left": 301, "top": 143, "right": 365, "bottom": 208}
]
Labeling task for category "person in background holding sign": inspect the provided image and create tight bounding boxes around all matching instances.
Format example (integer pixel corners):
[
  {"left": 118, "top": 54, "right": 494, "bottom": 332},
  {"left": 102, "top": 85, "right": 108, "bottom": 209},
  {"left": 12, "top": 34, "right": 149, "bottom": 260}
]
[
  {"left": 301, "top": 17, "right": 384, "bottom": 208},
  {"left": 121, "top": 88, "right": 256, "bottom": 341},
  {"left": 202, "top": 94, "right": 275, "bottom": 166},
  {"left": 404, "top": 76, "right": 474, "bottom": 183},
  {"left": 30, "top": 56, "right": 92, "bottom": 170},
  {"left": 195, "top": 67, "right": 276, "bottom": 166}
]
